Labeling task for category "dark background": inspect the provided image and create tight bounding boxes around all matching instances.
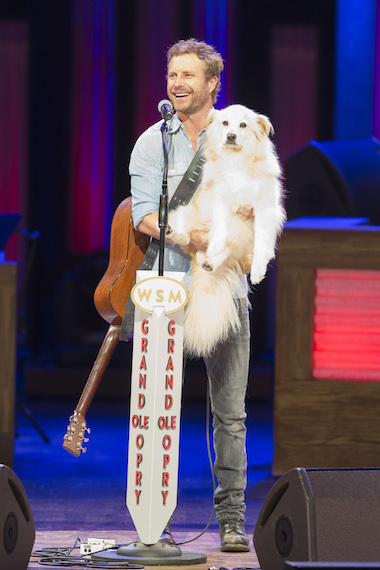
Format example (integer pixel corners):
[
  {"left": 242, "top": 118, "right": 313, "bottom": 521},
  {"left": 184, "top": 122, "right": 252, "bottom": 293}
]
[{"left": 1, "top": 0, "right": 377, "bottom": 398}]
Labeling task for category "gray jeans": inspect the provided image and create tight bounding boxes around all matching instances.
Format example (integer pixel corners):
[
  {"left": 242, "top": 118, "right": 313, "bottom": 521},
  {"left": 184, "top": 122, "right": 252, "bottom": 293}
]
[{"left": 203, "top": 297, "right": 250, "bottom": 521}]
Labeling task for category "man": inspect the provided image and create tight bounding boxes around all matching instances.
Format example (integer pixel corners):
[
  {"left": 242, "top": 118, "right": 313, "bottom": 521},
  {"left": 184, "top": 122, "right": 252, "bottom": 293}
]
[{"left": 129, "top": 38, "right": 250, "bottom": 553}]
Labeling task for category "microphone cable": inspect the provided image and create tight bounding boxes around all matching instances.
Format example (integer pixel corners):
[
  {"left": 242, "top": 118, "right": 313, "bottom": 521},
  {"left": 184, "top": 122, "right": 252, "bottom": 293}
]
[{"left": 176, "top": 381, "right": 217, "bottom": 545}]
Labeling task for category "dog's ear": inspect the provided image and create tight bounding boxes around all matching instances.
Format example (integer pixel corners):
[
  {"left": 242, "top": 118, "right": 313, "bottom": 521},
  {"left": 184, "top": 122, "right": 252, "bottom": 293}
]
[
  {"left": 206, "top": 108, "right": 216, "bottom": 128},
  {"left": 256, "top": 114, "right": 274, "bottom": 138}
]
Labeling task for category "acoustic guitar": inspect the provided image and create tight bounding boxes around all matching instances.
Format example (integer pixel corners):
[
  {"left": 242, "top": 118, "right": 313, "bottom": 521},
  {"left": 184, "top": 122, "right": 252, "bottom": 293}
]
[{"left": 63, "top": 196, "right": 149, "bottom": 456}]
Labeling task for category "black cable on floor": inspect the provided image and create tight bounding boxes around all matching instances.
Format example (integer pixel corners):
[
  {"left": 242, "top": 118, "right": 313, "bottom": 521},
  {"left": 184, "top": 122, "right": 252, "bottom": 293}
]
[
  {"left": 31, "top": 536, "right": 143, "bottom": 568},
  {"left": 31, "top": 387, "right": 217, "bottom": 562}
]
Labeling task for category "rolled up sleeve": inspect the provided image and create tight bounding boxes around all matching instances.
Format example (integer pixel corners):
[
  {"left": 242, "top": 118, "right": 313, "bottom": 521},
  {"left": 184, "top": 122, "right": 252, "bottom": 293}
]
[{"left": 129, "top": 127, "right": 164, "bottom": 229}]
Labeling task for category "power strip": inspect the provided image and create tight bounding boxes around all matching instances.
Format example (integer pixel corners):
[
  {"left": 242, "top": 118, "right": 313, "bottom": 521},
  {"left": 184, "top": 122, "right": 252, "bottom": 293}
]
[{"left": 80, "top": 537, "right": 116, "bottom": 555}]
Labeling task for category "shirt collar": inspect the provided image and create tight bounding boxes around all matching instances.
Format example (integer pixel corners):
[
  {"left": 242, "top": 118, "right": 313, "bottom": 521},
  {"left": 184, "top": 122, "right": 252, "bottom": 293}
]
[
  {"left": 166, "top": 112, "right": 207, "bottom": 139},
  {"left": 166, "top": 112, "right": 183, "bottom": 134}
]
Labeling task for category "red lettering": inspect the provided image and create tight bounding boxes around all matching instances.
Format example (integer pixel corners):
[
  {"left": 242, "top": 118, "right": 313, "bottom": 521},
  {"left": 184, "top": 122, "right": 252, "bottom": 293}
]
[
  {"left": 139, "top": 374, "right": 146, "bottom": 389},
  {"left": 142, "top": 319, "right": 149, "bottom": 334},
  {"left": 138, "top": 394, "right": 145, "bottom": 409},
  {"left": 135, "top": 489, "right": 141, "bottom": 504},
  {"left": 165, "top": 394, "right": 173, "bottom": 410},
  {"left": 132, "top": 415, "right": 149, "bottom": 429},
  {"left": 163, "top": 435, "right": 171, "bottom": 450},
  {"left": 136, "top": 453, "right": 143, "bottom": 468},
  {"left": 163, "top": 454, "right": 170, "bottom": 469},
  {"left": 162, "top": 472, "right": 169, "bottom": 487},
  {"left": 158, "top": 415, "right": 177, "bottom": 430},
  {"left": 136, "top": 434, "right": 144, "bottom": 449},
  {"left": 168, "top": 320, "right": 175, "bottom": 335},
  {"left": 139, "top": 355, "right": 147, "bottom": 370},
  {"left": 168, "top": 339, "right": 175, "bottom": 353},
  {"left": 166, "top": 375, "right": 173, "bottom": 390},
  {"left": 141, "top": 337, "right": 148, "bottom": 352},
  {"left": 162, "top": 490, "right": 169, "bottom": 505},
  {"left": 166, "top": 356, "right": 174, "bottom": 371},
  {"left": 135, "top": 471, "right": 142, "bottom": 486}
]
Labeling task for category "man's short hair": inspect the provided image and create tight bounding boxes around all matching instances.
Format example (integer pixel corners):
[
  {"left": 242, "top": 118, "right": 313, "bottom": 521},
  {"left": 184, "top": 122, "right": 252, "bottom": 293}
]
[{"left": 166, "top": 38, "right": 224, "bottom": 103}]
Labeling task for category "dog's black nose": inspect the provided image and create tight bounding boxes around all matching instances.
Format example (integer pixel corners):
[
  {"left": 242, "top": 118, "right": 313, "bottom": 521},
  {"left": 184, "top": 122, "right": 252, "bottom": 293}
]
[{"left": 227, "top": 132, "right": 237, "bottom": 142}]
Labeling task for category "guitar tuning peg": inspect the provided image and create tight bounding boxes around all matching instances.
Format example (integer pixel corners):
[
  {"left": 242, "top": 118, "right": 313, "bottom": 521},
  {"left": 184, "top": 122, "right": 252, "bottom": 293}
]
[
  {"left": 83, "top": 437, "right": 89, "bottom": 443},
  {"left": 86, "top": 427, "right": 91, "bottom": 434},
  {"left": 82, "top": 447, "right": 87, "bottom": 453}
]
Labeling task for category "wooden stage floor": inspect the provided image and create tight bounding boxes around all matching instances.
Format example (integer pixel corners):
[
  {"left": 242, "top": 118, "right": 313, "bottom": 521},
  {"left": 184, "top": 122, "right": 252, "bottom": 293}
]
[
  {"left": 12, "top": 397, "right": 274, "bottom": 569},
  {"left": 28, "top": 530, "right": 260, "bottom": 568}
]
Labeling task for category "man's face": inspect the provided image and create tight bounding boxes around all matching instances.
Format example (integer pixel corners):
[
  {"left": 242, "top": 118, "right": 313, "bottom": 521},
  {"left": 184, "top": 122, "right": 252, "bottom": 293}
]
[{"left": 167, "top": 53, "right": 216, "bottom": 116}]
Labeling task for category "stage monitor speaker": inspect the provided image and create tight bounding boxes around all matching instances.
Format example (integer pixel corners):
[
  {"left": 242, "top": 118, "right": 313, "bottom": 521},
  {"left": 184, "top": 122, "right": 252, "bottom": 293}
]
[
  {"left": 0, "top": 464, "right": 35, "bottom": 570},
  {"left": 284, "top": 560, "right": 380, "bottom": 570},
  {"left": 253, "top": 468, "right": 380, "bottom": 570},
  {"left": 285, "top": 137, "right": 380, "bottom": 224}
]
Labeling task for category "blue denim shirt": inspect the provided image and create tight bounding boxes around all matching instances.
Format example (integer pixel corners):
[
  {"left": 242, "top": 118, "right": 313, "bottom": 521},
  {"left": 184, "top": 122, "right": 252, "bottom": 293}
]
[
  {"left": 129, "top": 113, "right": 204, "bottom": 287},
  {"left": 129, "top": 113, "right": 247, "bottom": 296}
]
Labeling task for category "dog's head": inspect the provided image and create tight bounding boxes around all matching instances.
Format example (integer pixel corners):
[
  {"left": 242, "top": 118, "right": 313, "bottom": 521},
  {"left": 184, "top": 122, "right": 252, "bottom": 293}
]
[{"left": 205, "top": 104, "right": 274, "bottom": 156}]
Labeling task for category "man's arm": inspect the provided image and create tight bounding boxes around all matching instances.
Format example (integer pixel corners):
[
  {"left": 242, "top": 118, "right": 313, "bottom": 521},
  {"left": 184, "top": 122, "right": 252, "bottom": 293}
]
[
  {"left": 136, "top": 212, "right": 160, "bottom": 240},
  {"left": 137, "top": 212, "right": 209, "bottom": 252}
]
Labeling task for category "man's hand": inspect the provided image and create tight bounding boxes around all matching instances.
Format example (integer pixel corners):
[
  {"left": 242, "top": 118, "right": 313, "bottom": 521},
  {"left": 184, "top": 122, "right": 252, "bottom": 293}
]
[
  {"left": 137, "top": 212, "right": 175, "bottom": 243},
  {"left": 189, "top": 229, "right": 209, "bottom": 251}
]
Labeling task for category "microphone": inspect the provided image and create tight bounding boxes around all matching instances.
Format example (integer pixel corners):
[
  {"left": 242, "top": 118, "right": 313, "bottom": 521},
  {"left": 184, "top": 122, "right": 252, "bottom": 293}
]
[{"left": 158, "top": 99, "right": 174, "bottom": 121}]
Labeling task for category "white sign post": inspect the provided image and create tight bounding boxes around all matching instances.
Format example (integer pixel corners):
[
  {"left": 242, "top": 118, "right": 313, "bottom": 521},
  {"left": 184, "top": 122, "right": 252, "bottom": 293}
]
[
  {"left": 93, "top": 269, "right": 207, "bottom": 566},
  {"left": 126, "top": 270, "right": 188, "bottom": 545}
]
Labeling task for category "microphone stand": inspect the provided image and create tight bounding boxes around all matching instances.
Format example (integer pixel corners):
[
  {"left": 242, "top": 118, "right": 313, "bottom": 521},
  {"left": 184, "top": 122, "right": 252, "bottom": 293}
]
[
  {"left": 158, "top": 118, "right": 169, "bottom": 276},
  {"left": 91, "top": 107, "right": 207, "bottom": 566}
]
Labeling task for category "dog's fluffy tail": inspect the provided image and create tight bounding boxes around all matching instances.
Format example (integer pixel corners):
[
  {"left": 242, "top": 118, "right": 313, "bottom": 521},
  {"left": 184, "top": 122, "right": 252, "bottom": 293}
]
[{"left": 184, "top": 261, "right": 246, "bottom": 357}]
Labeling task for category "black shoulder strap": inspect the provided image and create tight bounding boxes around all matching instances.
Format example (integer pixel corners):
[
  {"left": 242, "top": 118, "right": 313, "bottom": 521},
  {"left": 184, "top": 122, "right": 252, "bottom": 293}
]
[
  {"left": 120, "top": 148, "right": 205, "bottom": 340},
  {"left": 169, "top": 150, "right": 205, "bottom": 210},
  {"left": 138, "top": 149, "right": 205, "bottom": 270}
]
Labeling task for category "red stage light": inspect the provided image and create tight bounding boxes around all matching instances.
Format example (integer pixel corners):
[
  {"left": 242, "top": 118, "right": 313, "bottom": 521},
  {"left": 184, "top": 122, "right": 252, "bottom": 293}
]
[{"left": 312, "top": 269, "right": 380, "bottom": 381}]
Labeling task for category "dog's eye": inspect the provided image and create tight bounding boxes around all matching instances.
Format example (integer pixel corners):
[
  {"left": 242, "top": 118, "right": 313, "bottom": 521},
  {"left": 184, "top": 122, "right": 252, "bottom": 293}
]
[
  {"left": 222, "top": 120, "right": 229, "bottom": 126},
  {"left": 240, "top": 122, "right": 247, "bottom": 129}
]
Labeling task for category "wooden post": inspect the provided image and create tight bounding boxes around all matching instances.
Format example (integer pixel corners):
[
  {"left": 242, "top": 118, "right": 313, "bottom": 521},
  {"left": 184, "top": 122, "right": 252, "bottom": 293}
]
[
  {"left": 0, "top": 263, "right": 17, "bottom": 467},
  {"left": 273, "top": 219, "right": 380, "bottom": 474}
]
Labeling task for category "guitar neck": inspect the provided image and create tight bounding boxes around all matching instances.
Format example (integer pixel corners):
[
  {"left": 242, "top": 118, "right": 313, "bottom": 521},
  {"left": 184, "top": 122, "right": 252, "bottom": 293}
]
[
  {"left": 63, "top": 322, "right": 123, "bottom": 456},
  {"left": 75, "top": 321, "right": 123, "bottom": 416}
]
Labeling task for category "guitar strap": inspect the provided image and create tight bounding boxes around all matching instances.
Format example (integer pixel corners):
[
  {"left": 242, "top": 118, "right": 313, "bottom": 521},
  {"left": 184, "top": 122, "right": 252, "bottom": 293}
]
[{"left": 120, "top": 148, "right": 206, "bottom": 340}]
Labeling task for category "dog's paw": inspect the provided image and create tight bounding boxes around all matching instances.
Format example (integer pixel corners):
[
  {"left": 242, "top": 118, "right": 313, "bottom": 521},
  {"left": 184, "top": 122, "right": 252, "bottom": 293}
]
[
  {"left": 202, "top": 260, "right": 213, "bottom": 272},
  {"left": 250, "top": 272, "right": 265, "bottom": 285},
  {"left": 205, "top": 249, "right": 228, "bottom": 271},
  {"left": 195, "top": 250, "right": 206, "bottom": 267},
  {"left": 249, "top": 260, "right": 268, "bottom": 284},
  {"left": 167, "top": 227, "right": 190, "bottom": 246}
]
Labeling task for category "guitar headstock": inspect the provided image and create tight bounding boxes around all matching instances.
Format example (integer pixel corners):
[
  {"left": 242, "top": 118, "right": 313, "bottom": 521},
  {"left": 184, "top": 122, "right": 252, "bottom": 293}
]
[{"left": 62, "top": 411, "right": 91, "bottom": 457}]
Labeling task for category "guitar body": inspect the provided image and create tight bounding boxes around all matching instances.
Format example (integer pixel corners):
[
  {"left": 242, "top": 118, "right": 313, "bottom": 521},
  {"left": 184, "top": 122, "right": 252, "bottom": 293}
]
[
  {"left": 63, "top": 196, "right": 149, "bottom": 456},
  {"left": 94, "top": 196, "right": 149, "bottom": 324}
]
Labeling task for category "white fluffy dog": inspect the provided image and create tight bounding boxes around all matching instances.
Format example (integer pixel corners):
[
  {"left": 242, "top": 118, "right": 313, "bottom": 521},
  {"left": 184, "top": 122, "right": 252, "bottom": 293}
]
[{"left": 168, "top": 104, "right": 286, "bottom": 357}]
